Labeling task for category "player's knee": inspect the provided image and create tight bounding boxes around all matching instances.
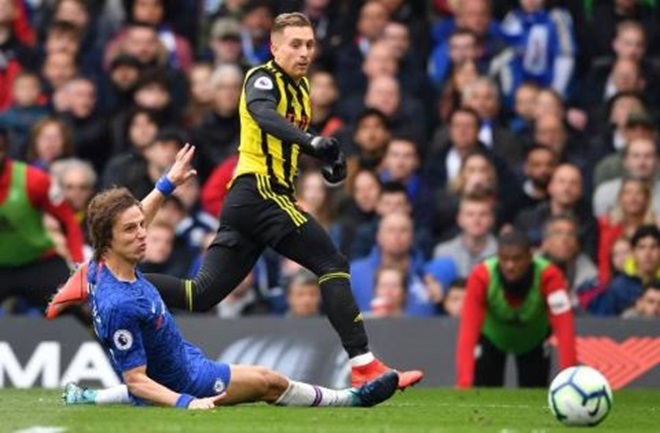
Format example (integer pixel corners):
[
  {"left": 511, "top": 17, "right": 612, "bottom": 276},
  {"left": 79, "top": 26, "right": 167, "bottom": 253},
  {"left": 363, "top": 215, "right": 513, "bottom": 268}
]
[
  {"left": 260, "top": 368, "right": 289, "bottom": 402},
  {"left": 320, "top": 252, "right": 349, "bottom": 275}
]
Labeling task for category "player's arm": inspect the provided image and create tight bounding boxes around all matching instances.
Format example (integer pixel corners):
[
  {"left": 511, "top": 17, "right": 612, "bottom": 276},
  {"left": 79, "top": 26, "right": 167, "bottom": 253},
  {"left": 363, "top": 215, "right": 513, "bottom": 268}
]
[
  {"left": 123, "top": 366, "right": 224, "bottom": 409},
  {"left": 541, "top": 265, "right": 578, "bottom": 369},
  {"left": 455, "top": 265, "right": 489, "bottom": 389},
  {"left": 27, "top": 167, "right": 84, "bottom": 263},
  {"left": 245, "top": 71, "right": 338, "bottom": 164},
  {"left": 141, "top": 143, "right": 197, "bottom": 226}
]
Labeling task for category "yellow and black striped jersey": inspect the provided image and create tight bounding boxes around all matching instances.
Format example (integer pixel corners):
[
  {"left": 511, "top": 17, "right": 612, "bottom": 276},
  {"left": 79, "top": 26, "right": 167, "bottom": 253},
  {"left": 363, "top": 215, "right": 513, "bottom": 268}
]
[{"left": 233, "top": 60, "right": 312, "bottom": 193}]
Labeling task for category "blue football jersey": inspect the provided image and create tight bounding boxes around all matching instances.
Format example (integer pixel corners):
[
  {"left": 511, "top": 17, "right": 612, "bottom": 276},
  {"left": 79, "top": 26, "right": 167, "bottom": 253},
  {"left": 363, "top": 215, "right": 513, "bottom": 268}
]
[{"left": 88, "top": 262, "right": 230, "bottom": 402}]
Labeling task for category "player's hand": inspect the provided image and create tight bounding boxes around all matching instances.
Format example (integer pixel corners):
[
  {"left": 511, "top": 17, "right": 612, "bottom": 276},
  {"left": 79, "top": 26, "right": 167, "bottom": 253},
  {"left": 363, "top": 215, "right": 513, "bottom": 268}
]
[
  {"left": 166, "top": 143, "right": 197, "bottom": 187},
  {"left": 321, "top": 151, "right": 347, "bottom": 185},
  {"left": 188, "top": 392, "right": 226, "bottom": 410},
  {"left": 310, "top": 136, "right": 340, "bottom": 164}
]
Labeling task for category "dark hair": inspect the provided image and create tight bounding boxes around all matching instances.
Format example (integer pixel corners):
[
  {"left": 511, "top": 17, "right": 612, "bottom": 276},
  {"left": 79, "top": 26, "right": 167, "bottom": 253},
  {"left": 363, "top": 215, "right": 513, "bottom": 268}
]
[
  {"left": 631, "top": 224, "right": 660, "bottom": 248},
  {"left": 450, "top": 28, "right": 478, "bottom": 41},
  {"left": 47, "top": 20, "right": 83, "bottom": 40},
  {"left": 643, "top": 280, "right": 660, "bottom": 292},
  {"left": 380, "top": 181, "right": 407, "bottom": 196},
  {"left": 498, "top": 229, "right": 531, "bottom": 250},
  {"left": 152, "top": 128, "right": 187, "bottom": 148},
  {"left": 448, "top": 106, "right": 480, "bottom": 126},
  {"left": 448, "top": 278, "right": 467, "bottom": 290},
  {"left": 542, "top": 213, "right": 579, "bottom": 239},
  {"left": 87, "top": 187, "right": 141, "bottom": 261},
  {"left": 356, "top": 108, "right": 389, "bottom": 128},
  {"left": 525, "top": 143, "right": 558, "bottom": 161},
  {"left": 134, "top": 69, "right": 170, "bottom": 91},
  {"left": 606, "top": 90, "right": 645, "bottom": 117}
]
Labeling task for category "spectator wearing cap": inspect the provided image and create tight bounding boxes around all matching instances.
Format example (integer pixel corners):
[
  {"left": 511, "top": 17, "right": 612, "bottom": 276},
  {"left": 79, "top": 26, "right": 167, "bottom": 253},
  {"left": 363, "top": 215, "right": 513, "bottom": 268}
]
[
  {"left": 592, "top": 110, "right": 658, "bottom": 188},
  {"left": 590, "top": 225, "right": 660, "bottom": 316},
  {"left": 207, "top": 16, "right": 250, "bottom": 72}
]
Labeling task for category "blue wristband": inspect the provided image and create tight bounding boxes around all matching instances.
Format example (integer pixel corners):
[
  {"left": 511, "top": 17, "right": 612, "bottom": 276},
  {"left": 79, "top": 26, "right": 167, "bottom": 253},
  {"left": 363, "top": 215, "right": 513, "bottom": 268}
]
[
  {"left": 155, "top": 175, "right": 176, "bottom": 197},
  {"left": 175, "top": 393, "right": 195, "bottom": 408}
]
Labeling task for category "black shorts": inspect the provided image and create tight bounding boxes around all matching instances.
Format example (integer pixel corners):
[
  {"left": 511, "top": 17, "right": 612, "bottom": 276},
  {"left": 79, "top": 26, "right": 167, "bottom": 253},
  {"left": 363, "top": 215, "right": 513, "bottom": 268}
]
[{"left": 221, "top": 174, "right": 309, "bottom": 246}]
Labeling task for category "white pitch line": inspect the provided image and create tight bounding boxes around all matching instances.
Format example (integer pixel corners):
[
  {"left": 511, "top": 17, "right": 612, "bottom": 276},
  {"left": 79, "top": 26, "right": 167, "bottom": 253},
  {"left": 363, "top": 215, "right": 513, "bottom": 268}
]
[{"left": 12, "top": 426, "right": 67, "bottom": 433}]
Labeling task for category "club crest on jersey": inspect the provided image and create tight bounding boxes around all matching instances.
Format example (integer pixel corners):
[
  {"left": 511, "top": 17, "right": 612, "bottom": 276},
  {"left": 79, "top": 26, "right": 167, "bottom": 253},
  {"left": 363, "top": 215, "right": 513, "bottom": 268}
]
[
  {"left": 547, "top": 290, "right": 571, "bottom": 315},
  {"left": 213, "top": 378, "right": 226, "bottom": 394},
  {"left": 113, "top": 329, "right": 133, "bottom": 351},
  {"left": 254, "top": 76, "right": 273, "bottom": 90}
]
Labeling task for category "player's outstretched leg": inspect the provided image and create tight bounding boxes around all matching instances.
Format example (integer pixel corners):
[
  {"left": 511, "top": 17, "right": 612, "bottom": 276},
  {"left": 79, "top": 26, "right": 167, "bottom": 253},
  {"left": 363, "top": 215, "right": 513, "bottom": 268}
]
[
  {"left": 62, "top": 383, "right": 130, "bottom": 405},
  {"left": 272, "top": 218, "right": 424, "bottom": 390},
  {"left": 46, "top": 262, "right": 89, "bottom": 320}
]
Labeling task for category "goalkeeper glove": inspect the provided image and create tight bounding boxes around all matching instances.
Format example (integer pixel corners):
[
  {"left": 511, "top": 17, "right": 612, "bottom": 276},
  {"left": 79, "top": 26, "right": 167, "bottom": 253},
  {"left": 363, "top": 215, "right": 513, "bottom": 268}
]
[{"left": 321, "top": 151, "right": 347, "bottom": 185}]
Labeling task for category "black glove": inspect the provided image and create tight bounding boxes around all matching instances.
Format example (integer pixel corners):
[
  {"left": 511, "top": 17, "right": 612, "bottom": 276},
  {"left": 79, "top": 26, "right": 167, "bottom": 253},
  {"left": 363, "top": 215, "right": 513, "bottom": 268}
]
[
  {"left": 309, "top": 135, "right": 339, "bottom": 164},
  {"left": 321, "top": 151, "right": 347, "bottom": 185}
]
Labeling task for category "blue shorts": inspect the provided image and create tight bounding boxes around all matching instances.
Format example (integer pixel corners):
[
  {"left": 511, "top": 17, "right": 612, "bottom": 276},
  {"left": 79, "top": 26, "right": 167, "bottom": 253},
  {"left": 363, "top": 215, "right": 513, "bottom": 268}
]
[{"left": 189, "top": 358, "right": 232, "bottom": 398}]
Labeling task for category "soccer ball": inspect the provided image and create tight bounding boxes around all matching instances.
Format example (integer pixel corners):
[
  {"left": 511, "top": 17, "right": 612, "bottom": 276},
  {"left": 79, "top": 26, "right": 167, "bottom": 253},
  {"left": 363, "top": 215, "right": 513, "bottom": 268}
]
[{"left": 548, "top": 366, "right": 613, "bottom": 426}]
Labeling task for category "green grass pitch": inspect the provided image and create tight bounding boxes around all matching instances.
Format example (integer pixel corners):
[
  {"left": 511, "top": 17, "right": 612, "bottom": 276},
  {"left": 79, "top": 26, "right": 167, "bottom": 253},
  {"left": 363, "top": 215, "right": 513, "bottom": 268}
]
[{"left": 0, "top": 388, "right": 658, "bottom": 433}]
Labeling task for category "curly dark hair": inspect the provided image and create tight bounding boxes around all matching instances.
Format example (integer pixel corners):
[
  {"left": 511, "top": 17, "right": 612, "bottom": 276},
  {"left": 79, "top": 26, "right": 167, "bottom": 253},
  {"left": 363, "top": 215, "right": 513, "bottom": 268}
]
[{"left": 87, "top": 187, "right": 141, "bottom": 262}]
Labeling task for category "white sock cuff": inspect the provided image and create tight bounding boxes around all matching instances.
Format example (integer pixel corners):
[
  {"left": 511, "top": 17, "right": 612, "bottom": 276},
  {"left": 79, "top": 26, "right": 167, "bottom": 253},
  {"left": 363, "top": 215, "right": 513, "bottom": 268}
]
[{"left": 349, "top": 352, "right": 374, "bottom": 367}]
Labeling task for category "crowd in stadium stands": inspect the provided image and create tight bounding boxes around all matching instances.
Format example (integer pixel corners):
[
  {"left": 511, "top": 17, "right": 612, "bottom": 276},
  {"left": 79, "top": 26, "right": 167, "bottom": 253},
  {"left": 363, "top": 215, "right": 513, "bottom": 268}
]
[{"left": 1, "top": 0, "right": 660, "bottom": 320}]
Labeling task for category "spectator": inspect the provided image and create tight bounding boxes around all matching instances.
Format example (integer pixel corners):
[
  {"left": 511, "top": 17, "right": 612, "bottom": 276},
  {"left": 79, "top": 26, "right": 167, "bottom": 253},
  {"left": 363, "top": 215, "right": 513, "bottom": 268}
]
[
  {"left": 437, "top": 60, "right": 480, "bottom": 123},
  {"left": 498, "top": 0, "right": 576, "bottom": 97},
  {"left": 593, "top": 137, "right": 660, "bottom": 217},
  {"left": 238, "top": 0, "right": 274, "bottom": 66},
  {"left": 330, "top": 169, "right": 381, "bottom": 259},
  {"left": 515, "top": 145, "right": 558, "bottom": 212},
  {"left": 442, "top": 278, "right": 467, "bottom": 317},
  {"left": 57, "top": 77, "right": 111, "bottom": 172},
  {"left": 460, "top": 77, "right": 523, "bottom": 168},
  {"left": 41, "top": 51, "right": 78, "bottom": 97},
  {"left": 343, "top": 108, "right": 391, "bottom": 187},
  {"left": 532, "top": 113, "right": 587, "bottom": 173},
  {"left": 335, "top": 0, "right": 389, "bottom": 98},
  {"left": 0, "top": 0, "right": 37, "bottom": 111},
  {"left": 200, "top": 154, "right": 239, "bottom": 218},
  {"left": 350, "top": 212, "right": 436, "bottom": 316},
  {"left": 286, "top": 269, "right": 322, "bottom": 318},
  {"left": 171, "top": 175, "right": 218, "bottom": 250},
  {"left": 0, "top": 71, "right": 48, "bottom": 157},
  {"left": 587, "top": 91, "right": 646, "bottom": 165},
  {"left": 309, "top": 69, "right": 343, "bottom": 137},
  {"left": 182, "top": 63, "right": 213, "bottom": 128},
  {"left": 216, "top": 271, "right": 271, "bottom": 318},
  {"left": 207, "top": 17, "right": 249, "bottom": 71},
  {"left": 597, "top": 176, "right": 657, "bottom": 285},
  {"left": 429, "top": 28, "right": 481, "bottom": 90},
  {"left": 102, "top": 108, "right": 162, "bottom": 195},
  {"left": 509, "top": 82, "right": 540, "bottom": 135},
  {"left": 99, "top": 54, "right": 142, "bottom": 116},
  {"left": 592, "top": 225, "right": 660, "bottom": 316},
  {"left": 541, "top": 214, "right": 597, "bottom": 291},
  {"left": 423, "top": 256, "right": 459, "bottom": 312},
  {"left": 433, "top": 192, "right": 498, "bottom": 278},
  {"left": 25, "top": 117, "right": 75, "bottom": 171},
  {"left": 593, "top": 110, "right": 657, "bottom": 188},
  {"left": 515, "top": 163, "right": 597, "bottom": 258},
  {"left": 138, "top": 218, "right": 190, "bottom": 277},
  {"left": 379, "top": 136, "right": 435, "bottom": 246},
  {"left": 127, "top": 0, "right": 194, "bottom": 72},
  {"left": 622, "top": 282, "right": 660, "bottom": 319},
  {"left": 192, "top": 63, "right": 242, "bottom": 181},
  {"left": 297, "top": 170, "right": 334, "bottom": 231},
  {"left": 369, "top": 266, "right": 407, "bottom": 318},
  {"left": 50, "top": 157, "right": 96, "bottom": 241},
  {"left": 426, "top": 107, "right": 510, "bottom": 191},
  {"left": 456, "top": 230, "right": 576, "bottom": 388}
]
